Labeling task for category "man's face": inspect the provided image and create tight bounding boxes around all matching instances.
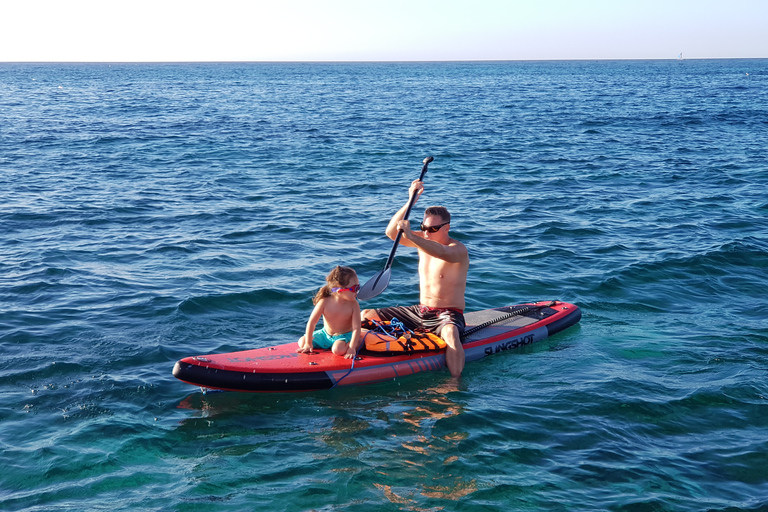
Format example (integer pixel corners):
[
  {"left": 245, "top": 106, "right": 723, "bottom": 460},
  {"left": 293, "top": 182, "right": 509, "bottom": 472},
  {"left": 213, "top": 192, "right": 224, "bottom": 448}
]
[{"left": 420, "top": 215, "right": 448, "bottom": 241}]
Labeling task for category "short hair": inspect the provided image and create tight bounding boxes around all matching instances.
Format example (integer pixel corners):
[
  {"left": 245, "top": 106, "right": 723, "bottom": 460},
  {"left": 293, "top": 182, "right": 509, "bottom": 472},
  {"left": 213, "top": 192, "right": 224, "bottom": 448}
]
[{"left": 424, "top": 206, "right": 450, "bottom": 224}]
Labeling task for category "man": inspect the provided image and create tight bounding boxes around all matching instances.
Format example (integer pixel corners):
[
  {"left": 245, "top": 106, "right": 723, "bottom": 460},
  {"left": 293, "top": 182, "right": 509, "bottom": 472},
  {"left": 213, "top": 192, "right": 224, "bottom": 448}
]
[{"left": 362, "top": 179, "right": 470, "bottom": 378}]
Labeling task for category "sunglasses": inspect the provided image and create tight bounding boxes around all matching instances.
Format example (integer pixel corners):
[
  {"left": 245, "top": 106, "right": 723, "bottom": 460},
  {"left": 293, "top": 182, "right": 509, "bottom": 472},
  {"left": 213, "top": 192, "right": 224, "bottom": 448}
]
[
  {"left": 331, "top": 284, "right": 360, "bottom": 294},
  {"left": 420, "top": 221, "right": 449, "bottom": 233}
]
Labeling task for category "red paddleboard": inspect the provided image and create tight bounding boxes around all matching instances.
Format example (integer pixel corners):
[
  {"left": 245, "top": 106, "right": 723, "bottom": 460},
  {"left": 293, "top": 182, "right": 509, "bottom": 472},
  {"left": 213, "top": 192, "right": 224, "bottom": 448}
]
[{"left": 172, "top": 300, "right": 581, "bottom": 393}]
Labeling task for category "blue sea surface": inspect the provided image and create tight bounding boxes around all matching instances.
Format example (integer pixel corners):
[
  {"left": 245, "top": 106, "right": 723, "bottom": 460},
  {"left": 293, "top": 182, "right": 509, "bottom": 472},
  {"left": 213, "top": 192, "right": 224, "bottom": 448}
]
[{"left": 1, "top": 60, "right": 767, "bottom": 511}]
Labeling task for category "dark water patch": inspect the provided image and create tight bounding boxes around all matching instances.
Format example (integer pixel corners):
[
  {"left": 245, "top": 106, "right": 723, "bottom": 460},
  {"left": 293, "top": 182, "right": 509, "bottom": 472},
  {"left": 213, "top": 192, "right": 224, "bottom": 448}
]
[
  {"left": 0, "top": 360, "right": 90, "bottom": 387},
  {"left": 177, "top": 289, "right": 303, "bottom": 316},
  {"left": 588, "top": 239, "right": 768, "bottom": 311},
  {"left": 541, "top": 225, "right": 605, "bottom": 238},
  {"left": 220, "top": 229, "right": 261, "bottom": 240}
]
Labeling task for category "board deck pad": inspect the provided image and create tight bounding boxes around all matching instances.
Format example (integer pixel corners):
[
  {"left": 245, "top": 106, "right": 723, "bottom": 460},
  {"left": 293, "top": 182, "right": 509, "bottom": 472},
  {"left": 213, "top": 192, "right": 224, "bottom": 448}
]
[{"left": 461, "top": 305, "right": 550, "bottom": 343}]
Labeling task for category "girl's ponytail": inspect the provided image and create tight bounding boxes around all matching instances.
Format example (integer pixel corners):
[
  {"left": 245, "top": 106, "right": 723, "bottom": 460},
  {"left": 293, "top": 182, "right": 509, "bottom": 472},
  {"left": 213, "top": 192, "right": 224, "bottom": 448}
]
[{"left": 312, "top": 265, "right": 357, "bottom": 304}]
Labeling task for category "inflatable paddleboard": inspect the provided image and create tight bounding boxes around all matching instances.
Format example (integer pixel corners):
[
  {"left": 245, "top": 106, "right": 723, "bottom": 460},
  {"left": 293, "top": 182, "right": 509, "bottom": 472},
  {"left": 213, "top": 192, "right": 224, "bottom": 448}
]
[{"left": 172, "top": 300, "right": 581, "bottom": 393}]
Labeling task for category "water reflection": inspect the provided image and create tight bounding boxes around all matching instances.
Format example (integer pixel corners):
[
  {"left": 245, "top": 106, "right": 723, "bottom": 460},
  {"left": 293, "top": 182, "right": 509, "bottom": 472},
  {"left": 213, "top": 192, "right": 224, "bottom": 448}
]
[
  {"left": 173, "top": 378, "right": 483, "bottom": 506},
  {"left": 321, "top": 382, "right": 480, "bottom": 506}
]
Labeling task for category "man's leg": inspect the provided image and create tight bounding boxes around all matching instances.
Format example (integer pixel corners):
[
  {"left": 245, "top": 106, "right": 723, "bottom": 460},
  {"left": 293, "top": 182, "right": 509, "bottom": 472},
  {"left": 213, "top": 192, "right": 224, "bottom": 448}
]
[
  {"left": 361, "top": 309, "right": 380, "bottom": 321},
  {"left": 441, "top": 324, "right": 464, "bottom": 378}
]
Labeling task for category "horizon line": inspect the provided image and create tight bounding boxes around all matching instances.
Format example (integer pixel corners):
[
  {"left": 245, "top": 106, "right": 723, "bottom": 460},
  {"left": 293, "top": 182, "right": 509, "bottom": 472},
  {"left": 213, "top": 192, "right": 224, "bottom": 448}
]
[{"left": 2, "top": 56, "right": 766, "bottom": 65}]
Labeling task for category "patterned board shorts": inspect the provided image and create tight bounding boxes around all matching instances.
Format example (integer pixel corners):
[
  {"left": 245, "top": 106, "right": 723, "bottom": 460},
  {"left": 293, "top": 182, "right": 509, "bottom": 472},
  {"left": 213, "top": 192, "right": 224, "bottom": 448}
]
[{"left": 373, "top": 304, "right": 465, "bottom": 337}]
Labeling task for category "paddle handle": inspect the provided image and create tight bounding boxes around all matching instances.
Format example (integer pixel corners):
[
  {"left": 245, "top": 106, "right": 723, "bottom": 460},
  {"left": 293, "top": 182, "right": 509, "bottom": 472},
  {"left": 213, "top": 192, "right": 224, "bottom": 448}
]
[{"left": 383, "top": 156, "right": 433, "bottom": 269}]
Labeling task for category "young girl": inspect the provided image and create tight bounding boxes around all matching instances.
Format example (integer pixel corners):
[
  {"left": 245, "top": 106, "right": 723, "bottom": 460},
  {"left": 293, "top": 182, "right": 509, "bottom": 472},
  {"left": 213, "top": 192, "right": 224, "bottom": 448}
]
[{"left": 297, "top": 266, "right": 362, "bottom": 359}]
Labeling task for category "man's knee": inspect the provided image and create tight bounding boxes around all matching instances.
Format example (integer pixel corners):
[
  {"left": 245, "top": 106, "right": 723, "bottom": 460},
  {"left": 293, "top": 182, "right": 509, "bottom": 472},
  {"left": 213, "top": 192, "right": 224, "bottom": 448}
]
[
  {"left": 440, "top": 324, "right": 461, "bottom": 347},
  {"left": 361, "top": 309, "right": 379, "bottom": 321}
]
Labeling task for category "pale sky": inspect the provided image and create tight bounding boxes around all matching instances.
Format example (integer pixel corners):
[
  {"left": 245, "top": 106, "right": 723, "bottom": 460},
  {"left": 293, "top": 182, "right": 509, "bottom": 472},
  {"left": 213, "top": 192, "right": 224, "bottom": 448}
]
[{"left": 2, "top": 0, "right": 766, "bottom": 62}]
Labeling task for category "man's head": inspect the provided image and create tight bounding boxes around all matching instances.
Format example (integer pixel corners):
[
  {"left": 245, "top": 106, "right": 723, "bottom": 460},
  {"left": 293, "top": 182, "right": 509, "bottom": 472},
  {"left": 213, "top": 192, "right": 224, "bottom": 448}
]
[
  {"left": 421, "top": 206, "right": 451, "bottom": 240},
  {"left": 424, "top": 206, "right": 450, "bottom": 224}
]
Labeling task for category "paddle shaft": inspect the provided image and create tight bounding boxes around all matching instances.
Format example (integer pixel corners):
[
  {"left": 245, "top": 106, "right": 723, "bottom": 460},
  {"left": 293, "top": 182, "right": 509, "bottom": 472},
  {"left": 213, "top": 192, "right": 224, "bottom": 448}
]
[
  {"left": 357, "top": 156, "right": 434, "bottom": 300},
  {"left": 382, "top": 156, "right": 433, "bottom": 270}
]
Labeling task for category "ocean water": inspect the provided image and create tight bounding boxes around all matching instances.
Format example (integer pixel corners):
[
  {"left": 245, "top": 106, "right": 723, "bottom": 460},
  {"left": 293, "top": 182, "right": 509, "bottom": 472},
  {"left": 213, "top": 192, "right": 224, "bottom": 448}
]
[{"left": 1, "top": 60, "right": 767, "bottom": 511}]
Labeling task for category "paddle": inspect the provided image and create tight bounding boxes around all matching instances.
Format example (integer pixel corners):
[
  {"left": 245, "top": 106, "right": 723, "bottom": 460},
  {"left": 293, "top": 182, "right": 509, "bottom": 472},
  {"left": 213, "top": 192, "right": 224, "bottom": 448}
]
[{"left": 357, "top": 156, "right": 434, "bottom": 301}]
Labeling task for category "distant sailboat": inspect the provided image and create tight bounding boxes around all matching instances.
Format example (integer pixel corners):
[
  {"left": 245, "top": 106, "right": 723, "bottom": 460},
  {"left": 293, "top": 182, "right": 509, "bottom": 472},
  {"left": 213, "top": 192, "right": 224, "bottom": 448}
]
[{"left": 678, "top": 52, "right": 683, "bottom": 60}]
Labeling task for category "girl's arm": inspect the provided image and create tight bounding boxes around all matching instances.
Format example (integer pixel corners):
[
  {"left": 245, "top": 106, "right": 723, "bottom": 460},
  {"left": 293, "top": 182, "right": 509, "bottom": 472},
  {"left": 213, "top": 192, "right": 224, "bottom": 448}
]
[
  {"left": 300, "top": 300, "right": 325, "bottom": 353},
  {"left": 344, "top": 301, "right": 363, "bottom": 359}
]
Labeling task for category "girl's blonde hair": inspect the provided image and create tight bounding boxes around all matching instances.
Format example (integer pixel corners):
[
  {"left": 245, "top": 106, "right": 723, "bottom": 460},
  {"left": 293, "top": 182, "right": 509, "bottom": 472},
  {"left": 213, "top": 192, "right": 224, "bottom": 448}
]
[{"left": 312, "top": 265, "right": 357, "bottom": 305}]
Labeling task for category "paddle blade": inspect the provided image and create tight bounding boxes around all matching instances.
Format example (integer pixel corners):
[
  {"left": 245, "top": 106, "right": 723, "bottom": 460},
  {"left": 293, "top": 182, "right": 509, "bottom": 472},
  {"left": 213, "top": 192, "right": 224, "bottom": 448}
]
[{"left": 357, "top": 268, "right": 391, "bottom": 301}]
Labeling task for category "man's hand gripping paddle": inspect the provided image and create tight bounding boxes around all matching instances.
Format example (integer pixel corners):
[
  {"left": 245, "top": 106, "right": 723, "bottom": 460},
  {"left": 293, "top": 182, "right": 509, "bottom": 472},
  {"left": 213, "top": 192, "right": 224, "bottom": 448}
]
[{"left": 357, "top": 156, "right": 434, "bottom": 301}]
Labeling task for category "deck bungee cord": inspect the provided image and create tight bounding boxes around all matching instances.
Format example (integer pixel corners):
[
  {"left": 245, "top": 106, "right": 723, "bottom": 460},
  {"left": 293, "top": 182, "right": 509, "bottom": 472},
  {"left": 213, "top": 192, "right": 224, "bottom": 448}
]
[
  {"left": 460, "top": 301, "right": 558, "bottom": 341},
  {"left": 331, "top": 318, "right": 409, "bottom": 387}
]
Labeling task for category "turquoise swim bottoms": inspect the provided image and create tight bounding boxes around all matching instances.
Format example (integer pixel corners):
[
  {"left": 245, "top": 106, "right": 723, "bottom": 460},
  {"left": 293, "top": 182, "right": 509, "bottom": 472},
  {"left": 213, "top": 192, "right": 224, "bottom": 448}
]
[{"left": 312, "top": 328, "right": 353, "bottom": 350}]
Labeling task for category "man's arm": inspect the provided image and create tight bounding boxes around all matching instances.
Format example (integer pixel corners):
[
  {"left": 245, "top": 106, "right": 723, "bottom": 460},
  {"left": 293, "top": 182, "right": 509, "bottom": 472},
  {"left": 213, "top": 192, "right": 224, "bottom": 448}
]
[
  {"left": 399, "top": 221, "right": 468, "bottom": 263},
  {"left": 385, "top": 180, "right": 423, "bottom": 247}
]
